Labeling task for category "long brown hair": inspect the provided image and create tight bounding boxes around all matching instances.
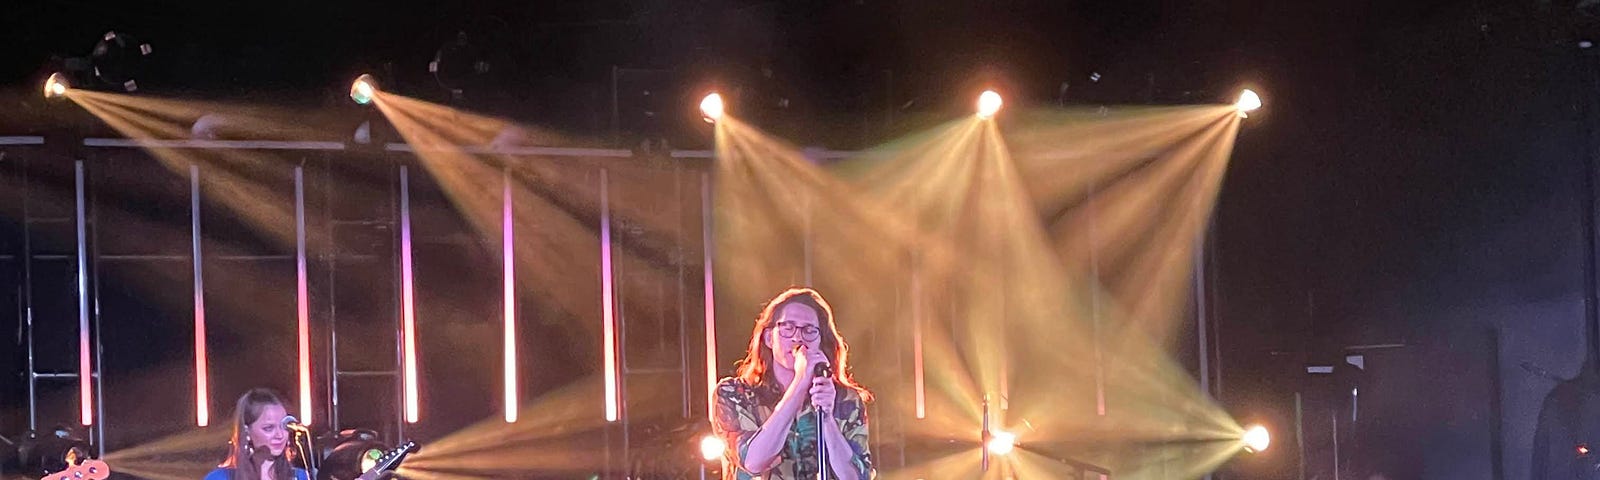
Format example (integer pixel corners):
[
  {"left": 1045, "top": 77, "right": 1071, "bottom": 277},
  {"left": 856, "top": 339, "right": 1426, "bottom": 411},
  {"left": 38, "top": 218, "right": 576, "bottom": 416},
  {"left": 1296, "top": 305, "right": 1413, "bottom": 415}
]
[
  {"left": 220, "top": 388, "right": 295, "bottom": 480},
  {"left": 734, "top": 287, "right": 872, "bottom": 402}
]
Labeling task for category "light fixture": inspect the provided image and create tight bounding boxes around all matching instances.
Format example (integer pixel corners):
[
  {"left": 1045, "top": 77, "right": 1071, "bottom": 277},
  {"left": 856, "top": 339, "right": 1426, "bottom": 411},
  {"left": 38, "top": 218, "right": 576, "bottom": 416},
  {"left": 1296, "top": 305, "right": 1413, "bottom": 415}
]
[
  {"left": 700, "top": 92, "right": 725, "bottom": 123},
  {"left": 1242, "top": 424, "right": 1271, "bottom": 453},
  {"left": 351, "top": 74, "right": 379, "bottom": 105},
  {"left": 90, "top": 31, "right": 152, "bottom": 92},
  {"left": 318, "top": 429, "right": 386, "bottom": 480},
  {"left": 44, "top": 73, "right": 69, "bottom": 99},
  {"left": 1236, "top": 89, "right": 1263, "bottom": 114},
  {"left": 699, "top": 435, "right": 726, "bottom": 461},
  {"left": 15, "top": 427, "right": 91, "bottom": 477},
  {"left": 985, "top": 430, "right": 1016, "bottom": 456},
  {"left": 429, "top": 31, "right": 494, "bottom": 99},
  {"left": 977, "top": 90, "right": 1003, "bottom": 119}
]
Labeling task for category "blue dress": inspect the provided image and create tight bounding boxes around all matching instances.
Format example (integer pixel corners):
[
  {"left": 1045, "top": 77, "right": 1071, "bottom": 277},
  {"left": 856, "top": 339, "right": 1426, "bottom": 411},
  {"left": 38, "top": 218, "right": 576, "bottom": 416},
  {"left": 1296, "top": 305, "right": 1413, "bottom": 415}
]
[{"left": 202, "top": 467, "right": 310, "bottom": 480}]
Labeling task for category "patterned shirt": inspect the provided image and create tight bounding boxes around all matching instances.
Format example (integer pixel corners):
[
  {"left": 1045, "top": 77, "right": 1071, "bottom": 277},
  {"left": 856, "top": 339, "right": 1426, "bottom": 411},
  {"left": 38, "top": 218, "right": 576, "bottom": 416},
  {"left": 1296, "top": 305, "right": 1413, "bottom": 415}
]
[{"left": 712, "top": 376, "right": 873, "bottom": 480}]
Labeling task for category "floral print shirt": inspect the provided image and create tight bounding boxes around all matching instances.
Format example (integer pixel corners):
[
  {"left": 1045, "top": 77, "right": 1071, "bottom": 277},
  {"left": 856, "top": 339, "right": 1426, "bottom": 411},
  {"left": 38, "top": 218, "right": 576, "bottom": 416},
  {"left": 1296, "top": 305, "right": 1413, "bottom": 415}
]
[{"left": 712, "top": 377, "right": 873, "bottom": 479}]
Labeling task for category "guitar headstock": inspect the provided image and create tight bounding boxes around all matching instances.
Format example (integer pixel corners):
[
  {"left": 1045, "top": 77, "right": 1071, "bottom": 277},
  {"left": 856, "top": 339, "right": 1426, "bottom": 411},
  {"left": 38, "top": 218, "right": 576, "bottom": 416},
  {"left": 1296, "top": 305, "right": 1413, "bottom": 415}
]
[
  {"left": 45, "top": 459, "right": 111, "bottom": 480},
  {"left": 355, "top": 440, "right": 419, "bottom": 480}
]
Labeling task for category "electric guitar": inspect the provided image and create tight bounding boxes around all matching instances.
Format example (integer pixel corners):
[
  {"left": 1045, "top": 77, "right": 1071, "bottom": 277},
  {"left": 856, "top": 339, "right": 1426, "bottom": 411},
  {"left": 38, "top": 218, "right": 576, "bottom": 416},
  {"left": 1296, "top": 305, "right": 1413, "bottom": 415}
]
[
  {"left": 354, "top": 440, "right": 418, "bottom": 480},
  {"left": 45, "top": 458, "right": 111, "bottom": 480}
]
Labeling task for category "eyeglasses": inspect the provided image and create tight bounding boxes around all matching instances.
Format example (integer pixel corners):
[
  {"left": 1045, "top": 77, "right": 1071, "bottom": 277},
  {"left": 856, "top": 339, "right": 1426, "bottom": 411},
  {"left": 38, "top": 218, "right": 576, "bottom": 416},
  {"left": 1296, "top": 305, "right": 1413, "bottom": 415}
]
[{"left": 774, "top": 322, "right": 822, "bottom": 342}]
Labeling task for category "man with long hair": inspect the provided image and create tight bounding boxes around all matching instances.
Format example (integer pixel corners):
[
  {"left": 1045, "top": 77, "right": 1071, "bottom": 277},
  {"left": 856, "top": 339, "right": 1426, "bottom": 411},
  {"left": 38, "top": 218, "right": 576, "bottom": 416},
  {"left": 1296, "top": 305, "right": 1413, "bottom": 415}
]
[{"left": 711, "top": 287, "right": 873, "bottom": 479}]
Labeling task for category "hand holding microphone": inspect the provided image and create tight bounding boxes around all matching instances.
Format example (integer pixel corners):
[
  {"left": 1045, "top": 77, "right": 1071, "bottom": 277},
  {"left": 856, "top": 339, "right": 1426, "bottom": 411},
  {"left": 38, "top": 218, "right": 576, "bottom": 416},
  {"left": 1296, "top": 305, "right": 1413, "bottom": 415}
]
[{"left": 797, "top": 346, "right": 837, "bottom": 417}]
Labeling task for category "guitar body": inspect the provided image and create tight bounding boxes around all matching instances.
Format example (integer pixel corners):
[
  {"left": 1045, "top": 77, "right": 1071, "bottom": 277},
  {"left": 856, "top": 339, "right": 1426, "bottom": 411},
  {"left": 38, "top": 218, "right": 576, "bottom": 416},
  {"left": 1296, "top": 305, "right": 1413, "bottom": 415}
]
[{"left": 46, "top": 458, "right": 111, "bottom": 480}]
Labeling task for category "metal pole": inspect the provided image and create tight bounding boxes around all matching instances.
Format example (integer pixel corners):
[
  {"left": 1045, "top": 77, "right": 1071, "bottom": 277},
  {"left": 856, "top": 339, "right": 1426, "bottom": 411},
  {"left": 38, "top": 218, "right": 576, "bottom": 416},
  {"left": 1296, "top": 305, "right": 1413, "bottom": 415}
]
[
  {"left": 327, "top": 158, "right": 342, "bottom": 430},
  {"left": 675, "top": 163, "right": 691, "bottom": 419},
  {"left": 92, "top": 175, "right": 106, "bottom": 456},
  {"left": 610, "top": 66, "right": 621, "bottom": 146},
  {"left": 1580, "top": 47, "right": 1600, "bottom": 371},
  {"left": 23, "top": 153, "right": 36, "bottom": 431},
  {"left": 396, "top": 165, "right": 412, "bottom": 436}
]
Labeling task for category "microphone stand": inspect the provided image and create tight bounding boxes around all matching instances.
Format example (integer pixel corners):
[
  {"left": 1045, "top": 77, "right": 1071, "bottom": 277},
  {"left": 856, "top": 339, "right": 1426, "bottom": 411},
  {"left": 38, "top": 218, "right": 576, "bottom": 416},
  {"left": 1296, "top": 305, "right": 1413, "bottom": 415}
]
[
  {"left": 292, "top": 429, "right": 316, "bottom": 480},
  {"left": 815, "top": 363, "right": 832, "bottom": 480},
  {"left": 817, "top": 406, "right": 828, "bottom": 480}
]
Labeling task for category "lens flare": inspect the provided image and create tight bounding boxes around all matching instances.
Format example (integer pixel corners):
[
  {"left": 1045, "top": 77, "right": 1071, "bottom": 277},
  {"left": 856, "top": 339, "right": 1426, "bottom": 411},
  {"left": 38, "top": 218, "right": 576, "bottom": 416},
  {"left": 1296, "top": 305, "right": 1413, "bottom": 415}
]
[
  {"left": 351, "top": 74, "right": 379, "bottom": 105},
  {"left": 977, "top": 90, "right": 1003, "bottom": 119},
  {"left": 986, "top": 430, "right": 1016, "bottom": 456},
  {"left": 700, "top": 93, "right": 725, "bottom": 122},
  {"left": 44, "top": 72, "right": 69, "bottom": 99},
  {"left": 1242, "top": 424, "right": 1271, "bottom": 453},
  {"left": 699, "top": 435, "right": 726, "bottom": 461},
  {"left": 1235, "top": 89, "right": 1262, "bottom": 113}
]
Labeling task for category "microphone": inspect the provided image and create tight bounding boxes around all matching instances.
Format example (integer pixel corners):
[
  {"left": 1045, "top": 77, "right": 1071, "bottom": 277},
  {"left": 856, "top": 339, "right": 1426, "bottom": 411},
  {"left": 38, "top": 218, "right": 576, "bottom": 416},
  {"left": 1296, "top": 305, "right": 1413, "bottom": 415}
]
[
  {"left": 796, "top": 345, "right": 832, "bottom": 378},
  {"left": 282, "top": 415, "right": 310, "bottom": 433}
]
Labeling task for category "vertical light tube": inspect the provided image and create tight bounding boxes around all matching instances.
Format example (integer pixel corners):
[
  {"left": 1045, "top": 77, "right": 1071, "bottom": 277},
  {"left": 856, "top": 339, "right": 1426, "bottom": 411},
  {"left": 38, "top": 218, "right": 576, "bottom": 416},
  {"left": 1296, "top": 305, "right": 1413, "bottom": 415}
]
[
  {"left": 600, "top": 168, "right": 619, "bottom": 422},
  {"left": 295, "top": 167, "right": 312, "bottom": 424},
  {"left": 503, "top": 169, "right": 518, "bottom": 423},
  {"left": 399, "top": 166, "right": 419, "bottom": 423},
  {"left": 700, "top": 173, "right": 717, "bottom": 416},
  {"left": 75, "top": 161, "right": 92, "bottom": 426},
  {"left": 191, "top": 165, "right": 209, "bottom": 427}
]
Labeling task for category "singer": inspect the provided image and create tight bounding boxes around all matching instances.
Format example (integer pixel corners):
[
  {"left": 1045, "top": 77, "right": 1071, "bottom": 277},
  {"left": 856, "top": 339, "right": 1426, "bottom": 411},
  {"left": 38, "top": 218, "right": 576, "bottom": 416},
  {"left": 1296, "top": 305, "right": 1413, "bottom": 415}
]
[
  {"left": 712, "top": 287, "right": 873, "bottom": 480},
  {"left": 203, "top": 389, "right": 310, "bottom": 480}
]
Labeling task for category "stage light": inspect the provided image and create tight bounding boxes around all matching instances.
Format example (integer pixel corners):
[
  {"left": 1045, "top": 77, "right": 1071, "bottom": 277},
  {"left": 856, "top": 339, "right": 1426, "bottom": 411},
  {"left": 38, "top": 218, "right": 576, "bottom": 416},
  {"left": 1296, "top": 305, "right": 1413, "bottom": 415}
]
[
  {"left": 985, "top": 430, "right": 1016, "bottom": 456},
  {"left": 351, "top": 74, "right": 379, "bottom": 105},
  {"left": 317, "top": 429, "right": 386, "bottom": 480},
  {"left": 699, "top": 435, "right": 726, "bottom": 461},
  {"left": 430, "top": 31, "right": 494, "bottom": 99},
  {"left": 1236, "top": 89, "right": 1263, "bottom": 113},
  {"left": 700, "top": 93, "right": 725, "bottom": 122},
  {"left": 977, "top": 90, "right": 1003, "bottom": 119},
  {"left": 43, "top": 73, "right": 69, "bottom": 99},
  {"left": 1242, "top": 424, "right": 1271, "bottom": 453},
  {"left": 15, "top": 427, "right": 91, "bottom": 477},
  {"left": 90, "top": 31, "right": 152, "bottom": 92}
]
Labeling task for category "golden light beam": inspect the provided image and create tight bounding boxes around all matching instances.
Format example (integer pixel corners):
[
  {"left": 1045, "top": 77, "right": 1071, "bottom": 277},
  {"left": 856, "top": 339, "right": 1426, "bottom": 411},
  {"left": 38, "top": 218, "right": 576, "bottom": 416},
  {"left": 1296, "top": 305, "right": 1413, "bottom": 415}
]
[
  {"left": 399, "top": 374, "right": 684, "bottom": 478},
  {"left": 67, "top": 91, "right": 309, "bottom": 252},
  {"left": 878, "top": 449, "right": 985, "bottom": 480},
  {"left": 104, "top": 427, "right": 229, "bottom": 463},
  {"left": 711, "top": 103, "right": 1248, "bottom": 480}
]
